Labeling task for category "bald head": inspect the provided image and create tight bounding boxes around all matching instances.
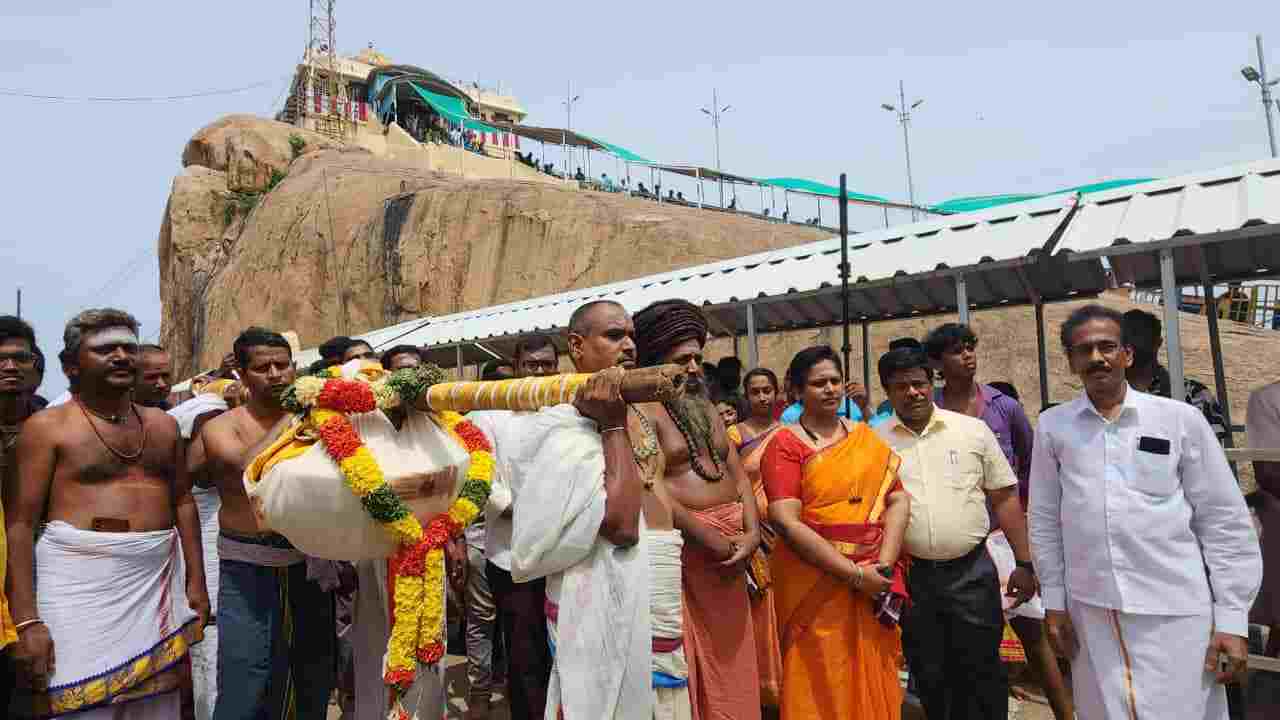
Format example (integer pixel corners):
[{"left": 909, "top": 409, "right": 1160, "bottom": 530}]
[{"left": 567, "top": 301, "right": 636, "bottom": 373}]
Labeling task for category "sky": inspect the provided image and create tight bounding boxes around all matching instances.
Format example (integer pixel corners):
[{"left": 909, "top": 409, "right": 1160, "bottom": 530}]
[{"left": 2, "top": 1, "right": 1279, "bottom": 396}]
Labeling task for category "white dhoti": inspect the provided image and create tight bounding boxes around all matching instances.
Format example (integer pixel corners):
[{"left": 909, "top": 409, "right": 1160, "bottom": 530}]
[
  {"left": 189, "top": 486, "right": 222, "bottom": 720},
  {"left": 649, "top": 529, "right": 692, "bottom": 720},
  {"left": 1069, "top": 599, "right": 1227, "bottom": 720},
  {"left": 351, "top": 558, "right": 445, "bottom": 720},
  {"left": 33, "top": 522, "right": 200, "bottom": 718},
  {"left": 508, "top": 405, "right": 652, "bottom": 720}
]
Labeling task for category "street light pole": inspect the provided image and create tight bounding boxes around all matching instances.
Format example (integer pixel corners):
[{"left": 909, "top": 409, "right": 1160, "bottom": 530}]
[
  {"left": 1242, "top": 35, "right": 1279, "bottom": 158},
  {"left": 700, "top": 89, "right": 733, "bottom": 207},
  {"left": 562, "top": 82, "right": 581, "bottom": 176},
  {"left": 882, "top": 80, "right": 924, "bottom": 221}
]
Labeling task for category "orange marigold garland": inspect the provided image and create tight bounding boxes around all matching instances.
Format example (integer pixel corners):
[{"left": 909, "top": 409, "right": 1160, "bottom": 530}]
[{"left": 281, "top": 364, "right": 492, "bottom": 710}]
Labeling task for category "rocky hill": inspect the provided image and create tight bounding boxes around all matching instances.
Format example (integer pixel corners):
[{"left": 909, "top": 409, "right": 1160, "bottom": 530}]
[
  {"left": 158, "top": 116, "right": 1277, "bottom": 470},
  {"left": 158, "top": 115, "right": 827, "bottom": 377}
]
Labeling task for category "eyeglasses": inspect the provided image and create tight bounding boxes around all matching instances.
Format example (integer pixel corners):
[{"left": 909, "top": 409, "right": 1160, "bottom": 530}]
[
  {"left": 0, "top": 351, "right": 36, "bottom": 367},
  {"left": 1067, "top": 341, "right": 1124, "bottom": 360}
]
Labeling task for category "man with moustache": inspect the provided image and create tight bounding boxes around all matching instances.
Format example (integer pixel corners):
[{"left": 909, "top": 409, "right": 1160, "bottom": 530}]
[
  {"left": 1029, "top": 304, "right": 1260, "bottom": 720},
  {"left": 875, "top": 346, "right": 1036, "bottom": 720},
  {"left": 468, "top": 334, "right": 559, "bottom": 719},
  {"left": 497, "top": 311, "right": 649, "bottom": 719},
  {"left": 632, "top": 299, "right": 762, "bottom": 720},
  {"left": 190, "top": 328, "right": 335, "bottom": 720},
  {"left": 0, "top": 316, "right": 40, "bottom": 711},
  {"left": 134, "top": 344, "right": 174, "bottom": 410},
  {"left": 7, "top": 308, "right": 209, "bottom": 719}
]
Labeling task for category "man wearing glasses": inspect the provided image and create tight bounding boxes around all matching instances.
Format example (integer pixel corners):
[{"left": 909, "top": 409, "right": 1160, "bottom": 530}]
[{"left": 1029, "top": 304, "right": 1260, "bottom": 719}]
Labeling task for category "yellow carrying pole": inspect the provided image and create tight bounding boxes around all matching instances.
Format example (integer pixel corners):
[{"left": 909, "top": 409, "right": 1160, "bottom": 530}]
[{"left": 416, "top": 365, "right": 685, "bottom": 413}]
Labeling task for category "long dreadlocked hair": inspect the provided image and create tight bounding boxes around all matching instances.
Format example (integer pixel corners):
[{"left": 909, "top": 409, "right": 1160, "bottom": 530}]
[{"left": 632, "top": 299, "right": 709, "bottom": 368}]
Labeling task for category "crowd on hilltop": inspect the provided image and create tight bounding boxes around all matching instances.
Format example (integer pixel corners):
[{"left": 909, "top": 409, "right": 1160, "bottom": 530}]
[{"left": 0, "top": 297, "right": 1272, "bottom": 720}]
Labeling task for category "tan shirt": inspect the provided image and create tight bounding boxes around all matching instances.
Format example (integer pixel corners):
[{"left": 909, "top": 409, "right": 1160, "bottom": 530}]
[{"left": 875, "top": 407, "right": 1016, "bottom": 561}]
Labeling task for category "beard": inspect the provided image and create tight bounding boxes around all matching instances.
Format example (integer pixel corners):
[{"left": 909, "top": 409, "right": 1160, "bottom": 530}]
[{"left": 669, "top": 381, "right": 714, "bottom": 439}]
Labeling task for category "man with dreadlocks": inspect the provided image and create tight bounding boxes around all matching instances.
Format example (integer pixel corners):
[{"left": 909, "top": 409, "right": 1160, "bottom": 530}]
[{"left": 632, "top": 299, "right": 763, "bottom": 720}]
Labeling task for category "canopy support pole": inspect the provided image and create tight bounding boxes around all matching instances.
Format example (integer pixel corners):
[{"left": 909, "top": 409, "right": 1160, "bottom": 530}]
[
  {"left": 861, "top": 319, "right": 872, "bottom": 396},
  {"left": 733, "top": 333, "right": 740, "bottom": 359},
  {"left": 817, "top": 197, "right": 822, "bottom": 227},
  {"left": 1197, "top": 247, "right": 1236, "bottom": 454},
  {"left": 955, "top": 274, "right": 970, "bottom": 324},
  {"left": 696, "top": 167, "right": 703, "bottom": 209},
  {"left": 746, "top": 303, "right": 759, "bottom": 370},
  {"left": 759, "top": 185, "right": 765, "bottom": 217},
  {"left": 884, "top": 207, "right": 890, "bottom": 228},
  {"left": 839, "top": 174, "right": 852, "bottom": 392},
  {"left": 455, "top": 344, "right": 464, "bottom": 379},
  {"left": 1158, "top": 248, "right": 1185, "bottom": 402},
  {"left": 1035, "top": 302, "right": 1050, "bottom": 410}
]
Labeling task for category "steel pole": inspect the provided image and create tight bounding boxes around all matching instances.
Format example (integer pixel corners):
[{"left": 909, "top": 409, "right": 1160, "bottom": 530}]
[
  {"left": 1199, "top": 253, "right": 1236, "bottom": 461},
  {"left": 899, "top": 80, "right": 919, "bottom": 221},
  {"left": 1159, "top": 248, "right": 1185, "bottom": 398},
  {"left": 1256, "top": 35, "right": 1278, "bottom": 158},
  {"left": 839, "top": 174, "right": 852, "bottom": 386},
  {"left": 713, "top": 89, "right": 724, "bottom": 207},
  {"left": 1035, "top": 302, "right": 1049, "bottom": 409}
]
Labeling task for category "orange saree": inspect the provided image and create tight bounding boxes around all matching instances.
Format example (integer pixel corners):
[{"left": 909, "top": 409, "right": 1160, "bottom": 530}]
[
  {"left": 761, "top": 424, "right": 905, "bottom": 720},
  {"left": 728, "top": 423, "right": 784, "bottom": 708}
]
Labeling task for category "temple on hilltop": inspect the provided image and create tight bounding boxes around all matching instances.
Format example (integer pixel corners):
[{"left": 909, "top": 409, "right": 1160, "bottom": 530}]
[{"left": 278, "top": 43, "right": 529, "bottom": 156}]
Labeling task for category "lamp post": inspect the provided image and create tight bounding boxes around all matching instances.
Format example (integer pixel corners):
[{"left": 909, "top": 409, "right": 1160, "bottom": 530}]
[
  {"left": 1241, "top": 34, "right": 1279, "bottom": 158},
  {"left": 881, "top": 80, "right": 924, "bottom": 221},
  {"left": 562, "top": 82, "right": 581, "bottom": 176},
  {"left": 700, "top": 89, "right": 733, "bottom": 207}
]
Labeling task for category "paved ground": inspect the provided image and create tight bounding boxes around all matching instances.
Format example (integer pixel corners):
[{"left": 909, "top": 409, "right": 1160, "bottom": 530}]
[{"left": 329, "top": 655, "right": 1057, "bottom": 720}]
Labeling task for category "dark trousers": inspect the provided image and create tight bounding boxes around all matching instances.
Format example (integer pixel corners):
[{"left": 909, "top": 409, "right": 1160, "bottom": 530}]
[
  {"left": 213, "top": 552, "right": 336, "bottom": 720},
  {"left": 487, "top": 561, "right": 550, "bottom": 720},
  {"left": 903, "top": 544, "right": 1007, "bottom": 720}
]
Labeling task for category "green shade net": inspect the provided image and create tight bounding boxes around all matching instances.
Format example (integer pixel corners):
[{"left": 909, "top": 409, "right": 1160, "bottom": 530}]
[
  {"left": 761, "top": 177, "right": 890, "bottom": 203},
  {"left": 581, "top": 134, "right": 652, "bottom": 164},
  {"left": 929, "top": 178, "right": 1157, "bottom": 214},
  {"left": 408, "top": 82, "right": 498, "bottom": 134}
]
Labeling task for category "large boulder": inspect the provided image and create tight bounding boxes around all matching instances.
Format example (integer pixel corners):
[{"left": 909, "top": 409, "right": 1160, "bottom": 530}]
[
  {"left": 181, "top": 114, "right": 341, "bottom": 193},
  {"left": 158, "top": 116, "right": 827, "bottom": 376}
]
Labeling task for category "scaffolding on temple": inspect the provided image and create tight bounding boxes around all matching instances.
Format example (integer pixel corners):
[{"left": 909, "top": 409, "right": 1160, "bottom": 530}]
[{"left": 297, "top": 0, "right": 348, "bottom": 140}]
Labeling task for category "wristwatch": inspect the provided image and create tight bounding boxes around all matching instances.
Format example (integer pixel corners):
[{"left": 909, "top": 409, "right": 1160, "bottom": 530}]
[{"left": 1015, "top": 560, "right": 1036, "bottom": 573}]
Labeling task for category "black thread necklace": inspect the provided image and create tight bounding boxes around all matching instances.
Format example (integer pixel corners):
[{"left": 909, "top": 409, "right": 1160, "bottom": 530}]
[{"left": 77, "top": 400, "right": 147, "bottom": 462}]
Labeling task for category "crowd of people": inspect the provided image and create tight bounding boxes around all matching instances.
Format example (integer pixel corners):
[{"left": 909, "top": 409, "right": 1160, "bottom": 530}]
[{"left": 0, "top": 297, "right": 1270, "bottom": 720}]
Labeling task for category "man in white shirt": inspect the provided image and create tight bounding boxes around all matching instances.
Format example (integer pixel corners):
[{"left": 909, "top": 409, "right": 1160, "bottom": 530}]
[
  {"left": 1029, "top": 303, "right": 1261, "bottom": 719},
  {"left": 469, "top": 335, "right": 560, "bottom": 720}
]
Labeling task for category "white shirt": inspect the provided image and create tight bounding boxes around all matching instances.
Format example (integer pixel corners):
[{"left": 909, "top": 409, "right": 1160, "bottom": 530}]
[
  {"left": 466, "top": 410, "right": 517, "bottom": 571},
  {"left": 1028, "top": 385, "right": 1261, "bottom": 635}
]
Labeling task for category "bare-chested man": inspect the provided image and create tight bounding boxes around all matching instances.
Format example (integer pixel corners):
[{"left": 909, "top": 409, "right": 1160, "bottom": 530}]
[
  {"left": 188, "top": 327, "right": 334, "bottom": 720},
  {"left": 632, "top": 299, "right": 762, "bottom": 720},
  {"left": 7, "top": 308, "right": 209, "bottom": 720},
  {"left": 565, "top": 300, "right": 695, "bottom": 719},
  {"left": 0, "top": 316, "right": 42, "bottom": 712}
]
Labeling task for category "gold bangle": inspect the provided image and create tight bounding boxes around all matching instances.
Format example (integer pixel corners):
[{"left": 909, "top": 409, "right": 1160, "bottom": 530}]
[
  {"left": 599, "top": 426, "right": 627, "bottom": 434},
  {"left": 14, "top": 618, "right": 44, "bottom": 633}
]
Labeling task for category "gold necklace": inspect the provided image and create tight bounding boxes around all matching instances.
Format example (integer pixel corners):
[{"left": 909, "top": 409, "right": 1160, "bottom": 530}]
[{"left": 629, "top": 406, "right": 659, "bottom": 490}]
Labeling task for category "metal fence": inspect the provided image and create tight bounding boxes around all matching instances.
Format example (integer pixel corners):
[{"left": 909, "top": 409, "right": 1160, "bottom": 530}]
[{"left": 1131, "top": 283, "right": 1280, "bottom": 330}]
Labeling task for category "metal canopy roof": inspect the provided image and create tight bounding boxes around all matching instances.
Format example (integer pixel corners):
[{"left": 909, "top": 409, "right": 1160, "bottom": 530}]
[
  {"left": 1053, "top": 158, "right": 1280, "bottom": 287},
  {"left": 355, "top": 192, "right": 1103, "bottom": 358}
]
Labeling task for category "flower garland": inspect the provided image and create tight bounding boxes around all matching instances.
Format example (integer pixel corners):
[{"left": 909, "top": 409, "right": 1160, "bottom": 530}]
[{"left": 281, "top": 363, "right": 490, "bottom": 712}]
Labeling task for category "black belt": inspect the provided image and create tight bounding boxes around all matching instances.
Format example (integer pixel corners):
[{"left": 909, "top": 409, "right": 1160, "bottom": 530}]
[{"left": 909, "top": 541, "right": 985, "bottom": 569}]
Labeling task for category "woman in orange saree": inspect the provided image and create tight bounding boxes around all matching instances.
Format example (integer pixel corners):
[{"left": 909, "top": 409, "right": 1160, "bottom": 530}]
[
  {"left": 760, "top": 346, "right": 910, "bottom": 720},
  {"left": 726, "top": 368, "right": 786, "bottom": 710}
]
